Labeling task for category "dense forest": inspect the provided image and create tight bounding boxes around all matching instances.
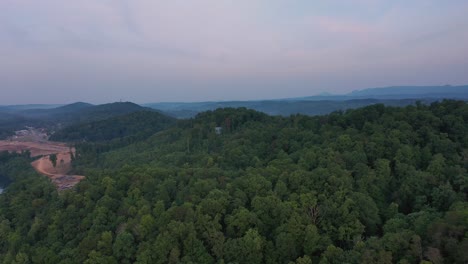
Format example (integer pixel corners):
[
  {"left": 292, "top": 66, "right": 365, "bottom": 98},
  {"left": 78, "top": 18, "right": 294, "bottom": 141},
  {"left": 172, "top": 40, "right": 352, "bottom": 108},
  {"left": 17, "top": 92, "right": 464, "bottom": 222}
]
[
  {"left": 0, "top": 102, "right": 156, "bottom": 139},
  {"left": 0, "top": 100, "right": 467, "bottom": 263},
  {"left": 50, "top": 111, "right": 176, "bottom": 143}
]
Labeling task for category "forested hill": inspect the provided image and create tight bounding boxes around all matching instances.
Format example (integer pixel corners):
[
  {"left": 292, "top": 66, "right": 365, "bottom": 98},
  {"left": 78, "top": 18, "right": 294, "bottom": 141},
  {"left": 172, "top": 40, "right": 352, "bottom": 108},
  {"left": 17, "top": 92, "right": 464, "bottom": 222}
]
[
  {"left": 0, "top": 113, "right": 40, "bottom": 139},
  {"left": 146, "top": 85, "right": 468, "bottom": 118},
  {"left": 14, "top": 102, "right": 94, "bottom": 120},
  {"left": 0, "top": 100, "right": 467, "bottom": 263},
  {"left": 20, "top": 102, "right": 151, "bottom": 124},
  {"left": 0, "top": 102, "right": 157, "bottom": 139},
  {"left": 50, "top": 111, "right": 176, "bottom": 142}
]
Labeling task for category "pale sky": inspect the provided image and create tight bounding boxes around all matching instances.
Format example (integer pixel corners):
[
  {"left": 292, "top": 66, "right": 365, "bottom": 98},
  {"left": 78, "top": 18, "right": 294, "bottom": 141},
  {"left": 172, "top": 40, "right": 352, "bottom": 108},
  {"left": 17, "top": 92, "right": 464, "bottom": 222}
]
[{"left": 1, "top": 0, "right": 468, "bottom": 104}]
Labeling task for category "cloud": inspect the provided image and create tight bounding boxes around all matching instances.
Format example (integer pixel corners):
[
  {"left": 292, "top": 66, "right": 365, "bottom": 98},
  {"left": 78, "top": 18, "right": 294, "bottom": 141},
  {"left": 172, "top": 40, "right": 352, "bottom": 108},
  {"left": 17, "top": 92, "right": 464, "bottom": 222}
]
[{"left": 0, "top": 0, "right": 467, "bottom": 103}]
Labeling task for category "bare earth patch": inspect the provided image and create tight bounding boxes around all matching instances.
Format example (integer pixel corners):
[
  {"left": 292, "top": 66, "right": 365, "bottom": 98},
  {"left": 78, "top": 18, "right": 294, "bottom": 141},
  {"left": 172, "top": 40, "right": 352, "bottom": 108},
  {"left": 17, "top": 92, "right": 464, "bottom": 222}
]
[
  {"left": 0, "top": 140, "right": 71, "bottom": 157},
  {"left": 0, "top": 140, "right": 85, "bottom": 190}
]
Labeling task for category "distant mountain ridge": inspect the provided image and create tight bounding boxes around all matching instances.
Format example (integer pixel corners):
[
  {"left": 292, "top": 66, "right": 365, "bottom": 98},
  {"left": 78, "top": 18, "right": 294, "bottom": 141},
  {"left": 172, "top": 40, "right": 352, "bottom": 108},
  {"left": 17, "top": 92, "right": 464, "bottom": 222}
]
[
  {"left": 293, "top": 85, "right": 468, "bottom": 101},
  {"left": 349, "top": 85, "right": 468, "bottom": 96},
  {"left": 0, "top": 102, "right": 158, "bottom": 139},
  {"left": 13, "top": 102, "right": 151, "bottom": 124},
  {"left": 146, "top": 98, "right": 441, "bottom": 118},
  {"left": 0, "top": 104, "right": 64, "bottom": 112},
  {"left": 1, "top": 85, "right": 468, "bottom": 121},
  {"left": 54, "top": 102, "right": 94, "bottom": 111},
  {"left": 18, "top": 102, "right": 94, "bottom": 118},
  {"left": 143, "top": 85, "right": 468, "bottom": 118}
]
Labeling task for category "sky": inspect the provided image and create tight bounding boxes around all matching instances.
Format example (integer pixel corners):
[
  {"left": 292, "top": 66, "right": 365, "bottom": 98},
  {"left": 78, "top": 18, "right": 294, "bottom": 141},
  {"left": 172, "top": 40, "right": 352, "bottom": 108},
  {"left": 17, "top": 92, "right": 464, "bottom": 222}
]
[{"left": 1, "top": 0, "right": 468, "bottom": 104}]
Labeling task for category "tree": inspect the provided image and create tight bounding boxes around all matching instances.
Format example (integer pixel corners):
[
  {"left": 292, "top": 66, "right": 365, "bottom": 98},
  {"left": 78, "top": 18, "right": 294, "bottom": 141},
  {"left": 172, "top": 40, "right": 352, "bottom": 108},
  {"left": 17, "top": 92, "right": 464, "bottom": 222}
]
[
  {"left": 49, "top": 154, "right": 57, "bottom": 167},
  {"left": 225, "top": 229, "right": 264, "bottom": 263},
  {"left": 112, "top": 232, "right": 136, "bottom": 264}
]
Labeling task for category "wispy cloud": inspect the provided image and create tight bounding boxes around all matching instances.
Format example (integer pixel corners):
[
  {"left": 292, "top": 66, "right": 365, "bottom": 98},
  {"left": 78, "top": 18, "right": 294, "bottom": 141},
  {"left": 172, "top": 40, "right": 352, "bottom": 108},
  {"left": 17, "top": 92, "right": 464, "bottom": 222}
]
[{"left": 0, "top": 0, "right": 467, "bottom": 103}]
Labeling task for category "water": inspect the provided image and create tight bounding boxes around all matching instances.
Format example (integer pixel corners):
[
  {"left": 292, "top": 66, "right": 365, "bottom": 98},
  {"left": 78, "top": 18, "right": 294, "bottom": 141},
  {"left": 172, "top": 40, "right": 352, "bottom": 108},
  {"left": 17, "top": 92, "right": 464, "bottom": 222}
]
[{"left": 0, "top": 175, "right": 11, "bottom": 194}]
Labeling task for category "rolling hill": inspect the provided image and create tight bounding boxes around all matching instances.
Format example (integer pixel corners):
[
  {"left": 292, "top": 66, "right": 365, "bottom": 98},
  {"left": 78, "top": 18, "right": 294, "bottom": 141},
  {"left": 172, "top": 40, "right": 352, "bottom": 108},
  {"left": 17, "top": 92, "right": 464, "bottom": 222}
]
[
  {"left": 297, "top": 85, "right": 468, "bottom": 101},
  {"left": 146, "top": 85, "right": 468, "bottom": 118},
  {"left": 1, "top": 101, "right": 467, "bottom": 263},
  {"left": 0, "top": 102, "right": 159, "bottom": 139},
  {"left": 145, "top": 98, "right": 437, "bottom": 118},
  {"left": 50, "top": 110, "right": 176, "bottom": 142}
]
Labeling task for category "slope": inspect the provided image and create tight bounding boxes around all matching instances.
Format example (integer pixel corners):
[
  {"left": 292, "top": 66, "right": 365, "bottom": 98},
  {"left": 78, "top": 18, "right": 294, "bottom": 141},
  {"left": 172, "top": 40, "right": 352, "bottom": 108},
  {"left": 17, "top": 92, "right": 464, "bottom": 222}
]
[
  {"left": 146, "top": 98, "right": 435, "bottom": 118},
  {"left": 50, "top": 110, "right": 176, "bottom": 142},
  {"left": 0, "top": 101, "right": 467, "bottom": 263}
]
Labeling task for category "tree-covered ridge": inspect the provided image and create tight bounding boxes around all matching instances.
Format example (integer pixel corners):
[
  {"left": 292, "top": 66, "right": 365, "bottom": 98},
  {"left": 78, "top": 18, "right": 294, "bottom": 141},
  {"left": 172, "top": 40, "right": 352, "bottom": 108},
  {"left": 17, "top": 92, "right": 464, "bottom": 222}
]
[
  {"left": 146, "top": 98, "right": 440, "bottom": 118},
  {"left": 0, "top": 100, "right": 467, "bottom": 263},
  {"left": 17, "top": 102, "right": 147, "bottom": 123},
  {"left": 50, "top": 111, "right": 176, "bottom": 142},
  {"left": 0, "top": 102, "right": 161, "bottom": 139}
]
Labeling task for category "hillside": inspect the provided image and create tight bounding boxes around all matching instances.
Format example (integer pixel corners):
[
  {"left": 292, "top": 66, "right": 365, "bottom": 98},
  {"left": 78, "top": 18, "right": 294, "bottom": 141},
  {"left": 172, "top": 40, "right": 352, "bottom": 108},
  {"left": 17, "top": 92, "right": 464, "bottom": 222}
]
[
  {"left": 1, "top": 101, "right": 465, "bottom": 263},
  {"left": 75, "top": 102, "right": 149, "bottom": 122},
  {"left": 0, "top": 104, "right": 63, "bottom": 112},
  {"left": 50, "top": 110, "right": 176, "bottom": 142},
  {"left": 146, "top": 85, "right": 468, "bottom": 119},
  {"left": 17, "top": 102, "right": 94, "bottom": 119},
  {"left": 52, "top": 102, "right": 94, "bottom": 112},
  {"left": 0, "top": 112, "right": 50, "bottom": 139},
  {"left": 295, "top": 85, "right": 468, "bottom": 101},
  {"left": 146, "top": 98, "right": 436, "bottom": 118},
  {"left": 17, "top": 102, "right": 148, "bottom": 124},
  {"left": 0, "top": 102, "right": 156, "bottom": 139}
]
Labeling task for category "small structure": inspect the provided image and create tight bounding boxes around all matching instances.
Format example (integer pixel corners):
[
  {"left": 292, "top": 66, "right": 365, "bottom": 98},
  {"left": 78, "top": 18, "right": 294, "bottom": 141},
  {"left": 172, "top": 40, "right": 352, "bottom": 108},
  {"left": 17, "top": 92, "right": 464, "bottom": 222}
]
[{"left": 215, "top": 127, "right": 223, "bottom": 135}]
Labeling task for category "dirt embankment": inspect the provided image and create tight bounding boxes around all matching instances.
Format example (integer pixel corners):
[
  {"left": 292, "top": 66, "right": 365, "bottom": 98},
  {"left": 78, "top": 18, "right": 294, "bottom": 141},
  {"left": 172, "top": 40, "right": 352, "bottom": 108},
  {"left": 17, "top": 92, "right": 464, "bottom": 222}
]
[
  {"left": 31, "top": 152, "right": 85, "bottom": 191},
  {"left": 0, "top": 140, "right": 85, "bottom": 190}
]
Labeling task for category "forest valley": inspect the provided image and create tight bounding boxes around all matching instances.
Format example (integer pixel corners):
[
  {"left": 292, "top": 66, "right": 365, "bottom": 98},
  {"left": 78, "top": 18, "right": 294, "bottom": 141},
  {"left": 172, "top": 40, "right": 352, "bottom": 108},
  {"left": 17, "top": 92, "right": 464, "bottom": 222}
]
[{"left": 0, "top": 100, "right": 467, "bottom": 264}]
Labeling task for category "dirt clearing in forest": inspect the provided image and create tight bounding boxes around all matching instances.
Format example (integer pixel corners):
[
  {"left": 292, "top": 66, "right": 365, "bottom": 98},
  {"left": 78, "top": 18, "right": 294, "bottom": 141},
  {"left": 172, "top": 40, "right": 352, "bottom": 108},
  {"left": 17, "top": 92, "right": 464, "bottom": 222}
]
[
  {"left": 0, "top": 140, "right": 85, "bottom": 190},
  {"left": 31, "top": 152, "right": 85, "bottom": 190},
  {"left": 0, "top": 140, "right": 71, "bottom": 157}
]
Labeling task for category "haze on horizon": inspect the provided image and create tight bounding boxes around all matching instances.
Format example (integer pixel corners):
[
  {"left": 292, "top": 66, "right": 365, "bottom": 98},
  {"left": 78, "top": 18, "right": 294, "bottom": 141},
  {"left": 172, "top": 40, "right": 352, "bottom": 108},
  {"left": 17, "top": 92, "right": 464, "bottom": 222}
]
[{"left": 1, "top": 0, "right": 468, "bottom": 105}]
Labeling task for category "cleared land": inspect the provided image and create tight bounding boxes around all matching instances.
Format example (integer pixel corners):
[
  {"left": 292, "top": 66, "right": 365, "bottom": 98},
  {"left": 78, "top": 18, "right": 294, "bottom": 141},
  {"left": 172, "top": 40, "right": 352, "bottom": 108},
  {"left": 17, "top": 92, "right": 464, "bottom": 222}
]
[
  {"left": 31, "top": 153, "right": 85, "bottom": 190},
  {"left": 0, "top": 140, "right": 71, "bottom": 157},
  {"left": 0, "top": 140, "right": 85, "bottom": 190}
]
